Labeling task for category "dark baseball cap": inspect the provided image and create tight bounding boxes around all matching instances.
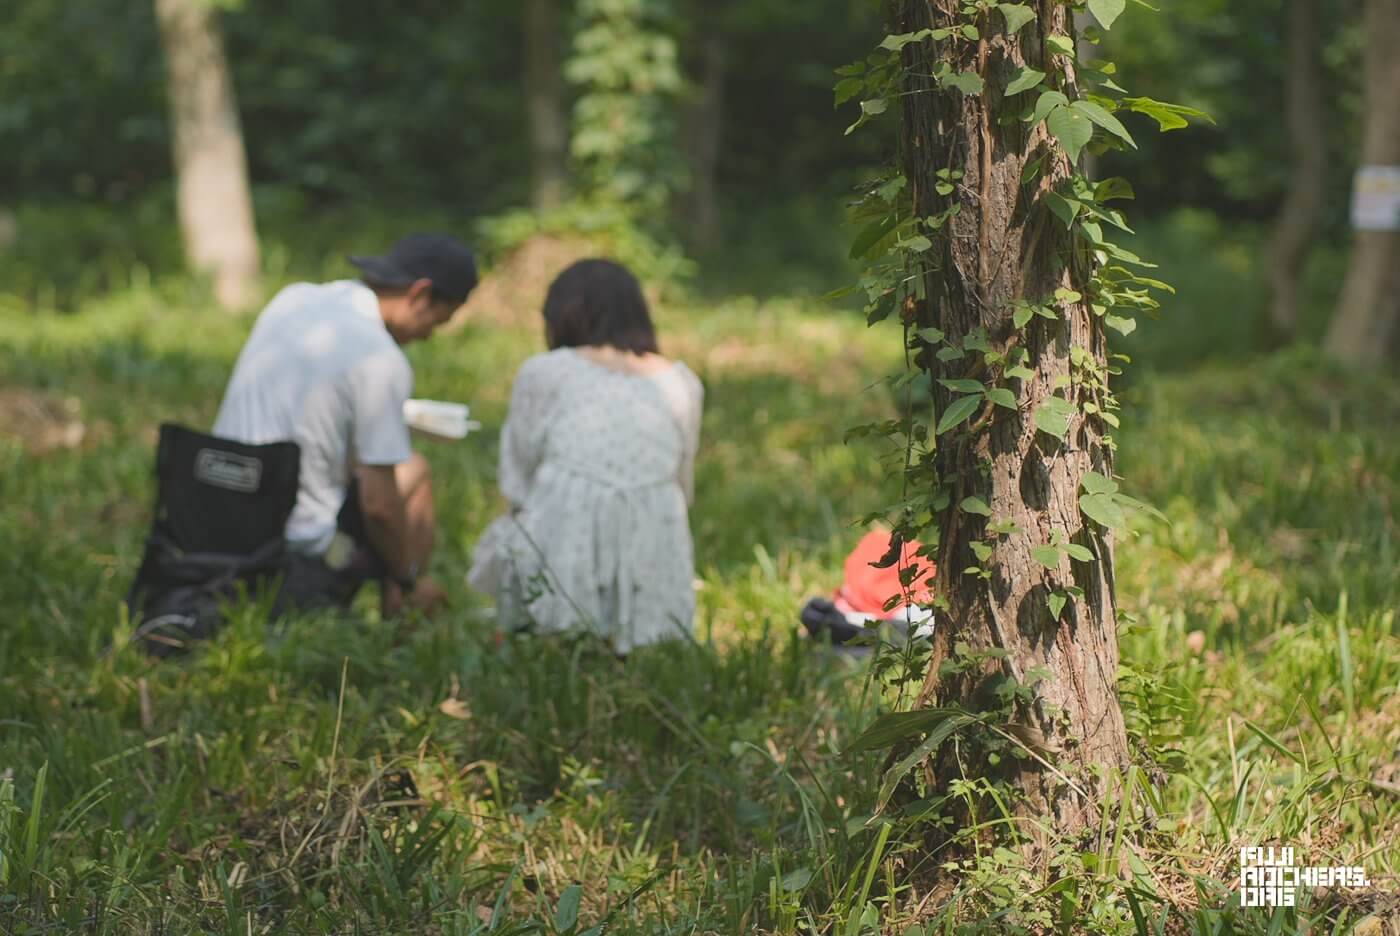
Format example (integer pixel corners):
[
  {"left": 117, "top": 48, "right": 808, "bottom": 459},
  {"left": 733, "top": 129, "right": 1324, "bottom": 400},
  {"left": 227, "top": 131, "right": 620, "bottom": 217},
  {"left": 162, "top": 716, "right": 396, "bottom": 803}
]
[{"left": 349, "top": 232, "right": 479, "bottom": 305}]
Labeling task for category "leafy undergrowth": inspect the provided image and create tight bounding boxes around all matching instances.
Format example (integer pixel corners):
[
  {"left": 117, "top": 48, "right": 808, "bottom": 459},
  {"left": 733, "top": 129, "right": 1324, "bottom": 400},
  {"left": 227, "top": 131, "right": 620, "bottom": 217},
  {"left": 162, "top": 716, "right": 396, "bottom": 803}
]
[{"left": 1, "top": 290, "right": 1396, "bottom": 934}]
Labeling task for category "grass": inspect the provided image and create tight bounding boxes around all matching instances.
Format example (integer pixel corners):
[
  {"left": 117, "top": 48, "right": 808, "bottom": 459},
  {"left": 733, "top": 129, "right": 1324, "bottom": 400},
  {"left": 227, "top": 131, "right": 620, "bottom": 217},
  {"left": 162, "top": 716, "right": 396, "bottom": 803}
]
[{"left": 1, "top": 231, "right": 1397, "bottom": 933}]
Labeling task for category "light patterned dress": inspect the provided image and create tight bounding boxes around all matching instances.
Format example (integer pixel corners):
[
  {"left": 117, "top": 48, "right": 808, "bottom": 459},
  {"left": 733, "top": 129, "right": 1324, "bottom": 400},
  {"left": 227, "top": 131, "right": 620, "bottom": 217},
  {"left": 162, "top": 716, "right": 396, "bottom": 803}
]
[{"left": 468, "top": 347, "right": 704, "bottom": 653}]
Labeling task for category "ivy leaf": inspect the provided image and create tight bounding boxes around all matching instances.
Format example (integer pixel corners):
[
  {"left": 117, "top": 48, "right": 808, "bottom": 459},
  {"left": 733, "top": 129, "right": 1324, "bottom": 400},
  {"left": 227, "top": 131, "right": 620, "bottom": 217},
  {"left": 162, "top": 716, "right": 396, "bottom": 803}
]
[
  {"left": 1046, "top": 105, "right": 1093, "bottom": 163},
  {"left": 1013, "top": 304, "right": 1035, "bottom": 328},
  {"left": 1021, "top": 154, "right": 1046, "bottom": 183},
  {"left": 1034, "top": 395, "right": 1077, "bottom": 438},
  {"left": 1004, "top": 66, "right": 1045, "bottom": 97},
  {"left": 860, "top": 98, "right": 888, "bottom": 117},
  {"left": 1121, "top": 96, "right": 1213, "bottom": 132},
  {"left": 937, "top": 378, "right": 985, "bottom": 393},
  {"left": 1044, "top": 191, "right": 1080, "bottom": 228},
  {"left": 1105, "top": 314, "right": 1137, "bottom": 336},
  {"left": 1045, "top": 34, "right": 1076, "bottom": 56},
  {"left": 970, "top": 540, "right": 994, "bottom": 561},
  {"left": 1005, "top": 365, "right": 1036, "bottom": 381},
  {"left": 936, "top": 393, "right": 984, "bottom": 434},
  {"left": 917, "top": 327, "right": 945, "bottom": 344},
  {"left": 1070, "top": 100, "right": 1136, "bottom": 148},
  {"left": 963, "top": 329, "right": 992, "bottom": 353},
  {"left": 1081, "top": 470, "right": 1119, "bottom": 495},
  {"left": 879, "top": 29, "right": 933, "bottom": 51},
  {"left": 848, "top": 215, "right": 896, "bottom": 260},
  {"left": 997, "top": 3, "right": 1037, "bottom": 33},
  {"left": 944, "top": 71, "right": 985, "bottom": 95},
  {"left": 1026, "top": 90, "right": 1068, "bottom": 126},
  {"left": 1031, "top": 545, "right": 1062, "bottom": 569},
  {"left": 1093, "top": 177, "right": 1136, "bottom": 202},
  {"left": 1087, "top": 0, "right": 1127, "bottom": 30},
  {"left": 962, "top": 24, "right": 980, "bottom": 40},
  {"left": 986, "top": 388, "right": 1018, "bottom": 410},
  {"left": 901, "top": 234, "right": 933, "bottom": 252},
  {"left": 1048, "top": 591, "right": 1067, "bottom": 621},
  {"left": 936, "top": 346, "right": 965, "bottom": 362},
  {"left": 835, "top": 77, "right": 865, "bottom": 106},
  {"left": 960, "top": 496, "right": 993, "bottom": 516},
  {"left": 1063, "top": 543, "right": 1095, "bottom": 562},
  {"left": 1079, "top": 492, "right": 1127, "bottom": 529}
]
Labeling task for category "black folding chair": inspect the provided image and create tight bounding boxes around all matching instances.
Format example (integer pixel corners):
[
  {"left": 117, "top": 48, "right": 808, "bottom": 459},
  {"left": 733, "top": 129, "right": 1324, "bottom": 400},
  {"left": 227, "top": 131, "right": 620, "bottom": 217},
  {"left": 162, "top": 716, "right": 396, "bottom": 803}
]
[{"left": 126, "top": 423, "right": 300, "bottom": 657}]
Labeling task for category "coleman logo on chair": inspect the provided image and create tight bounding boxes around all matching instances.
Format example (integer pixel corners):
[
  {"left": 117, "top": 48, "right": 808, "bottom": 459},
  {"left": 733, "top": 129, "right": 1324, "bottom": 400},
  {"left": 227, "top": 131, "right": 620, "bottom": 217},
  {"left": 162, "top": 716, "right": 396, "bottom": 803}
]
[{"left": 193, "top": 448, "right": 263, "bottom": 493}]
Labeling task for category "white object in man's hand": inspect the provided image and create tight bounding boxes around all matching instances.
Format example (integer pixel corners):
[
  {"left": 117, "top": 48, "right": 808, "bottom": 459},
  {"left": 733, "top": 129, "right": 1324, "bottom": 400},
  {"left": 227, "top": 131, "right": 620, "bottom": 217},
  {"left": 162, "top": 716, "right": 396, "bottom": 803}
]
[{"left": 403, "top": 399, "right": 480, "bottom": 440}]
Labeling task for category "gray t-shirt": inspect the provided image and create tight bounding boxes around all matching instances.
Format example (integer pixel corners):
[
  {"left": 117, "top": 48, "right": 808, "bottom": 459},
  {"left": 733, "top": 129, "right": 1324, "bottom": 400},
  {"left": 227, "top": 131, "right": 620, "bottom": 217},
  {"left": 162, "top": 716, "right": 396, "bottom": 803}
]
[{"left": 213, "top": 280, "right": 413, "bottom": 555}]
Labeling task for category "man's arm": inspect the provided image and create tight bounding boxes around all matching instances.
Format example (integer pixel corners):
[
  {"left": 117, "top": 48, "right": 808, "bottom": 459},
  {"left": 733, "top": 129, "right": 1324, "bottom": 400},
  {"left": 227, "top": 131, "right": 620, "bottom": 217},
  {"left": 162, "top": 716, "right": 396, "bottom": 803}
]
[{"left": 356, "top": 464, "right": 415, "bottom": 585}]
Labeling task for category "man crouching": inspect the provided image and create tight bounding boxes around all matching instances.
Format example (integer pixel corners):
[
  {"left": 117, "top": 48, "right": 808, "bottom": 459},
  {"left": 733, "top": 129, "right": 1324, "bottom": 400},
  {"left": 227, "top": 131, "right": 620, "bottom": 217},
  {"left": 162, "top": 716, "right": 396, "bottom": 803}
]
[{"left": 212, "top": 233, "right": 477, "bottom": 618}]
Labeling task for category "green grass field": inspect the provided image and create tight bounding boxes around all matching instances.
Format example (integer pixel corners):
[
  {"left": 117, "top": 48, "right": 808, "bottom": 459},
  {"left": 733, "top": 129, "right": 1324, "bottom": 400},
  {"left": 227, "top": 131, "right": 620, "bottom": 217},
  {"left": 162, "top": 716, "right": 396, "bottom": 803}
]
[{"left": 1, "top": 249, "right": 1397, "bottom": 933}]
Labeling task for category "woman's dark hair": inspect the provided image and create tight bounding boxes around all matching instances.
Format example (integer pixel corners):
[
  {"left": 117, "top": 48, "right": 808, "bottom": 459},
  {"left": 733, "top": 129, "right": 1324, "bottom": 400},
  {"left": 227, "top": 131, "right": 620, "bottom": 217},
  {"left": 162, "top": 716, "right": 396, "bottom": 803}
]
[{"left": 542, "top": 259, "right": 658, "bottom": 354}]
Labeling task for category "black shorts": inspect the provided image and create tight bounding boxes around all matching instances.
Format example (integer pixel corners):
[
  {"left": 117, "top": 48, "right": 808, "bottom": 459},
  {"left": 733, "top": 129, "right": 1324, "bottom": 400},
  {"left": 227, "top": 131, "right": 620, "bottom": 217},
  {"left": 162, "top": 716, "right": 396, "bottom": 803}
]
[{"left": 281, "top": 481, "right": 389, "bottom": 610}]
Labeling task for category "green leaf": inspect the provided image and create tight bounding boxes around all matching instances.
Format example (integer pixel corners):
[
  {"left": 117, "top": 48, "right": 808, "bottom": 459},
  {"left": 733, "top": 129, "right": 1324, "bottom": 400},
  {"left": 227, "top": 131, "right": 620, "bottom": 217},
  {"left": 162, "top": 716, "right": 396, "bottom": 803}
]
[
  {"left": 835, "top": 77, "right": 865, "bottom": 106},
  {"left": 876, "top": 714, "right": 976, "bottom": 813},
  {"left": 1044, "top": 191, "right": 1080, "bottom": 228},
  {"left": 901, "top": 234, "right": 933, "bottom": 252},
  {"left": 1031, "top": 545, "right": 1062, "bottom": 569},
  {"left": 1087, "top": 0, "right": 1126, "bottom": 29},
  {"left": 970, "top": 540, "right": 994, "bottom": 561},
  {"left": 1012, "top": 304, "right": 1035, "bottom": 328},
  {"left": 1004, "top": 66, "right": 1045, "bottom": 97},
  {"left": 1027, "top": 90, "right": 1068, "bottom": 126},
  {"left": 1081, "top": 470, "right": 1118, "bottom": 495},
  {"left": 1079, "top": 492, "right": 1127, "bottom": 529},
  {"left": 937, "top": 378, "right": 985, "bottom": 393},
  {"left": 1048, "top": 591, "right": 1067, "bottom": 621},
  {"left": 1034, "top": 395, "right": 1077, "bottom": 438},
  {"left": 1045, "top": 34, "right": 1075, "bottom": 56},
  {"left": 845, "top": 707, "right": 968, "bottom": 754},
  {"left": 960, "top": 496, "right": 992, "bottom": 516},
  {"left": 1121, "top": 96, "right": 1214, "bottom": 132},
  {"left": 1093, "top": 177, "right": 1136, "bottom": 202},
  {"left": 1104, "top": 314, "right": 1136, "bottom": 336},
  {"left": 917, "top": 327, "right": 945, "bottom": 344},
  {"left": 986, "top": 387, "right": 1018, "bottom": 410},
  {"left": 848, "top": 215, "right": 896, "bottom": 260},
  {"left": 860, "top": 98, "right": 888, "bottom": 117},
  {"left": 1021, "top": 154, "right": 1046, "bottom": 183},
  {"left": 1054, "top": 287, "right": 1082, "bottom": 303},
  {"left": 780, "top": 867, "right": 814, "bottom": 891},
  {"left": 555, "top": 885, "right": 583, "bottom": 932},
  {"left": 1070, "top": 100, "right": 1136, "bottom": 148},
  {"left": 1046, "top": 105, "right": 1093, "bottom": 163},
  {"left": 879, "top": 29, "right": 933, "bottom": 51},
  {"left": 944, "top": 71, "right": 985, "bottom": 95},
  {"left": 997, "top": 3, "right": 1037, "bottom": 33},
  {"left": 1063, "top": 542, "right": 1095, "bottom": 562},
  {"left": 936, "top": 346, "right": 965, "bottom": 362},
  {"left": 961, "top": 24, "right": 980, "bottom": 40},
  {"left": 936, "top": 394, "right": 983, "bottom": 434},
  {"left": 1005, "top": 365, "right": 1036, "bottom": 381}
]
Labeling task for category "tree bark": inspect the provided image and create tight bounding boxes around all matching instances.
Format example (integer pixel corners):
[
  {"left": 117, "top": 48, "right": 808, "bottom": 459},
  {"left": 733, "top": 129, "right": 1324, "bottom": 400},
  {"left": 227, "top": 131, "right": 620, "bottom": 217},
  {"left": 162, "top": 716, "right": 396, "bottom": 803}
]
[
  {"left": 684, "top": 34, "right": 726, "bottom": 252},
  {"left": 525, "top": 0, "right": 569, "bottom": 212},
  {"left": 155, "top": 0, "right": 261, "bottom": 310},
  {"left": 1265, "top": 0, "right": 1327, "bottom": 344},
  {"left": 1324, "top": 0, "right": 1400, "bottom": 365},
  {"left": 892, "top": 0, "right": 1129, "bottom": 844}
]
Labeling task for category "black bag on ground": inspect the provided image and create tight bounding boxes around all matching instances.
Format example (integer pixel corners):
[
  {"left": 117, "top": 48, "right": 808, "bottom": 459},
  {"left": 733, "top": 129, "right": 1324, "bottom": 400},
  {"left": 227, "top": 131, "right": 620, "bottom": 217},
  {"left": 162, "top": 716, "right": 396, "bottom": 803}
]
[{"left": 126, "top": 424, "right": 300, "bottom": 657}]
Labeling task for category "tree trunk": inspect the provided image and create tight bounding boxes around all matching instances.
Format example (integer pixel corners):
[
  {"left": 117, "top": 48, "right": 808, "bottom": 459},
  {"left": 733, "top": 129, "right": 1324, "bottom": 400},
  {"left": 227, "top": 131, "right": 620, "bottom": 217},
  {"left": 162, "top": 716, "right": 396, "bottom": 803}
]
[
  {"left": 525, "top": 0, "right": 569, "bottom": 212},
  {"left": 684, "top": 34, "right": 726, "bottom": 253},
  {"left": 1265, "top": 0, "right": 1327, "bottom": 344},
  {"left": 1324, "top": 0, "right": 1400, "bottom": 365},
  {"left": 155, "top": 0, "right": 261, "bottom": 310},
  {"left": 892, "top": 0, "right": 1129, "bottom": 844}
]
